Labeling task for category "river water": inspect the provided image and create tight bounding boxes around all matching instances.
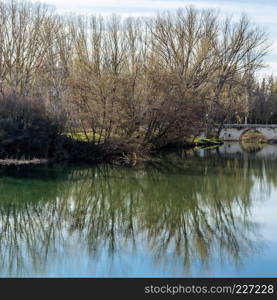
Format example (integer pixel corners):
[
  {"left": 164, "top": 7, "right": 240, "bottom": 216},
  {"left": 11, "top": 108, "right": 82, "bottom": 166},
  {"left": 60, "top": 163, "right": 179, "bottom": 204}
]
[{"left": 0, "top": 142, "right": 276, "bottom": 277}]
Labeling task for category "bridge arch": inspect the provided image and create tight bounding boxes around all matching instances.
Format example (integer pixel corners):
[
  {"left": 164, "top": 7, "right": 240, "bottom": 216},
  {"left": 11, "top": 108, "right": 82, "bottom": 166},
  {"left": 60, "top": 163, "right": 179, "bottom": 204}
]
[
  {"left": 219, "top": 124, "right": 277, "bottom": 141},
  {"left": 239, "top": 128, "right": 265, "bottom": 141}
]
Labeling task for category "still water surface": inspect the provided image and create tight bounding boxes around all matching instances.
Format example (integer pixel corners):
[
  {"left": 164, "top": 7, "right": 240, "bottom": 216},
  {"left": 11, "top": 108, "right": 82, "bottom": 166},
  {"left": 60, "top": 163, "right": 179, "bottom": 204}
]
[{"left": 0, "top": 142, "right": 276, "bottom": 277}]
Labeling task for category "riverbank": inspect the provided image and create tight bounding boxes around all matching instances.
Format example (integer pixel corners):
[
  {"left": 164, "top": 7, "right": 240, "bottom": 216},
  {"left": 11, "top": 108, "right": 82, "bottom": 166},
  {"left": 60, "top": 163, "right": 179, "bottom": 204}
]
[
  {"left": 3, "top": 133, "right": 277, "bottom": 166},
  {"left": 0, "top": 136, "right": 223, "bottom": 166}
]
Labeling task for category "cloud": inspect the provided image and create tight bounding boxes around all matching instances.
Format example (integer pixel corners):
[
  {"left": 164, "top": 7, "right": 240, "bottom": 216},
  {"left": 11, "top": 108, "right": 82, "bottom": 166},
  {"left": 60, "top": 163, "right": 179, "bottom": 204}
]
[
  {"left": 33, "top": 0, "right": 277, "bottom": 19},
  {"left": 257, "top": 62, "right": 277, "bottom": 78},
  {"left": 32, "top": 0, "right": 277, "bottom": 75},
  {"left": 32, "top": 0, "right": 277, "bottom": 26},
  {"left": 267, "top": 62, "right": 277, "bottom": 76},
  {"left": 269, "top": 42, "right": 277, "bottom": 56}
]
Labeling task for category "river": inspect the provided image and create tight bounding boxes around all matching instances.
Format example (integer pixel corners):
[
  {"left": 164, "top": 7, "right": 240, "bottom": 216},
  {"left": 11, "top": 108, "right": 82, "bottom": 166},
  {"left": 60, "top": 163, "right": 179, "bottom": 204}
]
[{"left": 0, "top": 142, "right": 276, "bottom": 277}]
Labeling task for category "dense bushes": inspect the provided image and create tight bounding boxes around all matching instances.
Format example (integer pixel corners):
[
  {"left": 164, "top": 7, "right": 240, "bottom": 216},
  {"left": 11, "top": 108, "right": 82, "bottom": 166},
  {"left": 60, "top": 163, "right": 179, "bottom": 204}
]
[{"left": 0, "top": 94, "right": 65, "bottom": 158}]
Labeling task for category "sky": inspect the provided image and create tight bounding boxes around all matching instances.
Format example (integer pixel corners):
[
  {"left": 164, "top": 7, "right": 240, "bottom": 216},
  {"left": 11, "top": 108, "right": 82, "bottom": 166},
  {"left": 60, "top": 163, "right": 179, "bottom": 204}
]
[{"left": 33, "top": 0, "right": 277, "bottom": 77}]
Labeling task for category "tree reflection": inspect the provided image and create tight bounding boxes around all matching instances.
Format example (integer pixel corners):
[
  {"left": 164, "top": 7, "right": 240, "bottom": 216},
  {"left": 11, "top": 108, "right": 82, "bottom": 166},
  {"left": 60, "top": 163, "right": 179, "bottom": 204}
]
[{"left": 0, "top": 149, "right": 276, "bottom": 276}]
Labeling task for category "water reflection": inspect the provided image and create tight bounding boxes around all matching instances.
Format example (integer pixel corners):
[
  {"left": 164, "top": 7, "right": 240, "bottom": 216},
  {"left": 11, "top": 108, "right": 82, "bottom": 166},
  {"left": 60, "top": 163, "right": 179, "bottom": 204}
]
[
  {"left": 0, "top": 143, "right": 276, "bottom": 277},
  {"left": 240, "top": 142, "right": 266, "bottom": 153}
]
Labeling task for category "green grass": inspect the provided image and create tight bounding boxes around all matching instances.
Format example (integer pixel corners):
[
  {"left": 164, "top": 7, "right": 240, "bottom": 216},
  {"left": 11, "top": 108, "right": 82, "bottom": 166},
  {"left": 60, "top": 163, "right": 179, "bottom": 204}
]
[
  {"left": 65, "top": 132, "right": 103, "bottom": 143},
  {"left": 194, "top": 136, "right": 223, "bottom": 146}
]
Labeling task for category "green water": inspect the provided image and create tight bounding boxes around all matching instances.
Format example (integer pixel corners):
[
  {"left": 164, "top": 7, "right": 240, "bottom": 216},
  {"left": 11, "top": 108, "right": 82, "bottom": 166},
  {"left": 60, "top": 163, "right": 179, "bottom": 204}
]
[{"left": 0, "top": 142, "right": 277, "bottom": 277}]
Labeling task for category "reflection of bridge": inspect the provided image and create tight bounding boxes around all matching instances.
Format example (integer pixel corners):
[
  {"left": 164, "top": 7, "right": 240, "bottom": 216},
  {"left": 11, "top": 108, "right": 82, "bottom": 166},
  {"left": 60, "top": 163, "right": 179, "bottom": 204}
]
[
  {"left": 218, "top": 142, "right": 277, "bottom": 159},
  {"left": 219, "top": 124, "right": 277, "bottom": 141}
]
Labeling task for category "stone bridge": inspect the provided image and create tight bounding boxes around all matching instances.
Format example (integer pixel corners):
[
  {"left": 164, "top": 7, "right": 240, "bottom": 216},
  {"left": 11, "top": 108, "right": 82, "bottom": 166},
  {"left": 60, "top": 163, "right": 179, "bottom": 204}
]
[{"left": 219, "top": 124, "right": 277, "bottom": 141}]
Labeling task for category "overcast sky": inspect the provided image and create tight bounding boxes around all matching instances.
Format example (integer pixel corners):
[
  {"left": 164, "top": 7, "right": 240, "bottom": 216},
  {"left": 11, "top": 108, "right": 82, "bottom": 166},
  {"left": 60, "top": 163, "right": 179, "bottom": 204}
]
[{"left": 33, "top": 0, "right": 277, "bottom": 77}]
